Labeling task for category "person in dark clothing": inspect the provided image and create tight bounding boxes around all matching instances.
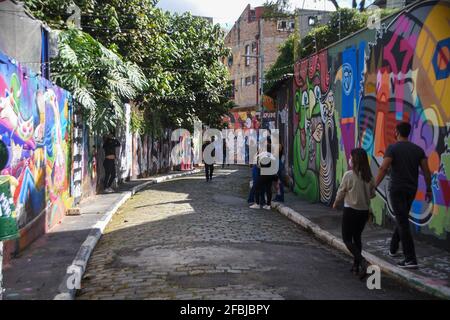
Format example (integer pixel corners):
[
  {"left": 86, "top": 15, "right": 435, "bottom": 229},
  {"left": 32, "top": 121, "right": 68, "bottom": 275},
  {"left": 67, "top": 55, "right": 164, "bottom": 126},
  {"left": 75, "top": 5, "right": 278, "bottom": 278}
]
[
  {"left": 274, "top": 144, "right": 285, "bottom": 202},
  {"left": 248, "top": 163, "right": 266, "bottom": 206},
  {"left": 202, "top": 138, "right": 216, "bottom": 182},
  {"left": 250, "top": 153, "right": 277, "bottom": 210},
  {"left": 222, "top": 138, "right": 229, "bottom": 168},
  {"left": 103, "top": 133, "right": 121, "bottom": 193},
  {"left": 375, "top": 122, "right": 432, "bottom": 269},
  {"left": 257, "top": 174, "right": 274, "bottom": 209}
]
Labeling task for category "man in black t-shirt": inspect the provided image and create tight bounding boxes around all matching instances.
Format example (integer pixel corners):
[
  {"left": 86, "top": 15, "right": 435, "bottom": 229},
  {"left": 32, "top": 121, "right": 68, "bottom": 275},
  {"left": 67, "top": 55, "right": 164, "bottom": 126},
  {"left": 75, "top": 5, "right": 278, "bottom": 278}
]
[{"left": 375, "top": 122, "right": 432, "bottom": 269}]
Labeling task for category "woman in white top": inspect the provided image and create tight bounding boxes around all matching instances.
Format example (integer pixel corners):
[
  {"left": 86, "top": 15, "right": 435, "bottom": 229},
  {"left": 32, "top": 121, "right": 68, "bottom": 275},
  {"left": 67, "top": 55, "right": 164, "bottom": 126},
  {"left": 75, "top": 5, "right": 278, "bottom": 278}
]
[{"left": 333, "top": 148, "right": 376, "bottom": 279}]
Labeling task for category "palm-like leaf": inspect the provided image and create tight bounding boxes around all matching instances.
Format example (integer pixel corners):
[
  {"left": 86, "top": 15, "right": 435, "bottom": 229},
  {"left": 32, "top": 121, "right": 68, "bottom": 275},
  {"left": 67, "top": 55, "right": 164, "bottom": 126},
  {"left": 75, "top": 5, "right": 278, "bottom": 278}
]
[{"left": 51, "top": 28, "right": 147, "bottom": 135}]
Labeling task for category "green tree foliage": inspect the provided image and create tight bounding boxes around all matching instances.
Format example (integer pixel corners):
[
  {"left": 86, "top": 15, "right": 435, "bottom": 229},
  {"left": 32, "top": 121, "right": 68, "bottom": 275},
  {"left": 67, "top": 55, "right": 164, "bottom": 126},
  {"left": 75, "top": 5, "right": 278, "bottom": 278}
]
[
  {"left": 52, "top": 27, "right": 147, "bottom": 135},
  {"left": 262, "top": 0, "right": 292, "bottom": 18},
  {"left": 23, "top": 0, "right": 148, "bottom": 134},
  {"left": 23, "top": 0, "right": 233, "bottom": 134}
]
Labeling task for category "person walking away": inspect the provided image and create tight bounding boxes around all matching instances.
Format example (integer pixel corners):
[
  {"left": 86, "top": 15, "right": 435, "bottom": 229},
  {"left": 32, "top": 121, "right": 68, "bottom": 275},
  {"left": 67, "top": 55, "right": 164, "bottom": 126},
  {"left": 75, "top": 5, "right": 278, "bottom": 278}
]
[
  {"left": 202, "top": 138, "right": 215, "bottom": 182},
  {"left": 252, "top": 153, "right": 277, "bottom": 210},
  {"left": 245, "top": 135, "right": 249, "bottom": 165},
  {"left": 333, "top": 148, "right": 375, "bottom": 279},
  {"left": 375, "top": 122, "right": 432, "bottom": 269},
  {"left": 103, "top": 133, "right": 121, "bottom": 193},
  {"left": 274, "top": 144, "right": 285, "bottom": 202},
  {"left": 222, "top": 138, "right": 226, "bottom": 168},
  {"left": 249, "top": 163, "right": 263, "bottom": 207}
]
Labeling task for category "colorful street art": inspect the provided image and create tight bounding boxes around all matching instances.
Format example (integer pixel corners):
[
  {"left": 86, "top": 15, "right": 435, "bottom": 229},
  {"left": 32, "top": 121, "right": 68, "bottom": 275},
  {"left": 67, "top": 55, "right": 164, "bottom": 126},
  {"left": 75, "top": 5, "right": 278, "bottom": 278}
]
[
  {"left": 293, "top": 50, "right": 338, "bottom": 205},
  {"left": 149, "top": 131, "right": 172, "bottom": 174},
  {"left": 0, "top": 51, "right": 73, "bottom": 242},
  {"left": 359, "top": 0, "right": 450, "bottom": 236},
  {"left": 292, "top": 0, "right": 450, "bottom": 242},
  {"left": 81, "top": 125, "right": 97, "bottom": 197},
  {"left": 223, "top": 111, "right": 261, "bottom": 132}
]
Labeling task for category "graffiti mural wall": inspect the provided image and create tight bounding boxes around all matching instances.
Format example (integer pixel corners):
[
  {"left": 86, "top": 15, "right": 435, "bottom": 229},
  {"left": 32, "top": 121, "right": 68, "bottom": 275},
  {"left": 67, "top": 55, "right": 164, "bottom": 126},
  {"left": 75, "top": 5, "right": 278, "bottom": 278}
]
[
  {"left": 293, "top": 50, "right": 339, "bottom": 205},
  {"left": 81, "top": 125, "right": 97, "bottom": 197},
  {"left": 0, "top": 51, "right": 73, "bottom": 249},
  {"left": 292, "top": 0, "right": 450, "bottom": 243},
  {"left": 149, "top": 130, "right": 172, "bottom": 174},
  {"left": 223, "top": 111, "right": 261, "bottom": 132}
]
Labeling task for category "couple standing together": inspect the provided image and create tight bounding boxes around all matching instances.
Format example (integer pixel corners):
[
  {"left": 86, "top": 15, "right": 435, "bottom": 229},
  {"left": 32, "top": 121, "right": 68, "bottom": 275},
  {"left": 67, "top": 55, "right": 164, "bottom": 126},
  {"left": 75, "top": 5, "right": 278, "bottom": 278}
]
[{"left": 333, "top": 122, "right": 431, "bottom": 279}]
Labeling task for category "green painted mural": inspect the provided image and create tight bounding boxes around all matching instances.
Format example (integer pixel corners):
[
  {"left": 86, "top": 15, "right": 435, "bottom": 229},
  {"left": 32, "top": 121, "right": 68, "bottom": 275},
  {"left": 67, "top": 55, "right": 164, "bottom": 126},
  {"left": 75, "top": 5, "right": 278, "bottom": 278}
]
[{"left": 292, "top": 0, "right": 450, "bottom": 243}]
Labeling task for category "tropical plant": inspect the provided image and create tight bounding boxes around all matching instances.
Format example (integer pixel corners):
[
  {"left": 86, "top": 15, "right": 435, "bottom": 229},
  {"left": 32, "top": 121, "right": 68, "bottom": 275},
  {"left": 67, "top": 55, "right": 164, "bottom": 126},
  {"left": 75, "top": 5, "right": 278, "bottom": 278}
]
[
  {"left": 51, "top": 27, "right": 147, "bottom": 135},
  {"left": 24, "top": 0, "right": 233, "bottom": 133},
  {"left": 262, "top": 0, "right": 292, "bottom": 18}
]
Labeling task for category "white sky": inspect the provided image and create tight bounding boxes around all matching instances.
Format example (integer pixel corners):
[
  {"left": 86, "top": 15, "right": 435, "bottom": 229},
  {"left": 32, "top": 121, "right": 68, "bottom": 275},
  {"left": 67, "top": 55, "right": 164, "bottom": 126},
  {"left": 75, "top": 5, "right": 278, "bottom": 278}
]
[{"left": 156, "top": 0, "right": 374, "bottom": 27}]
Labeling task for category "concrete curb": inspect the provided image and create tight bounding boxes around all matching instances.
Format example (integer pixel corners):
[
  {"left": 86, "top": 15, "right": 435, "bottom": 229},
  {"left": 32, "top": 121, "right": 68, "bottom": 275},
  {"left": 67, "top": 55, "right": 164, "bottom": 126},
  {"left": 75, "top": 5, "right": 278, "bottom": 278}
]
[
  {"left": 54, "top": 169, "right": 200, "bottom": 300},
  {"left": 272, "top": 202, "right": 450, "bottom": 300}
]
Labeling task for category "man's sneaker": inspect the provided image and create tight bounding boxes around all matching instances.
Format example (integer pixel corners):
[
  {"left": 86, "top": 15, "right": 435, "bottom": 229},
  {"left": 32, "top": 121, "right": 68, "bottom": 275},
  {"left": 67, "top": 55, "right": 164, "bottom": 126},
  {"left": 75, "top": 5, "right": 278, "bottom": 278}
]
[
  {"left": 104, "top": 188, "right": 114, "bottom": 193},
  {"left": 263, "top": 205, "right": 271, "bottom": 210},
  {"left": 249, "top": 204, "right": 261, "bottom": 209},
  {"left": 388, "top": 250, "right": 402, "bottom": 258},
  {"left": 397, "top": 259, "right": 419, "bottom": 269}
]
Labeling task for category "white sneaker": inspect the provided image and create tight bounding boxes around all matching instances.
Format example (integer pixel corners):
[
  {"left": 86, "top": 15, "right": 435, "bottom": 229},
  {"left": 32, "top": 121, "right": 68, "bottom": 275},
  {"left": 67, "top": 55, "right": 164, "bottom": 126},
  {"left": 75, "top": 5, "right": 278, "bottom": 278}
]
[
  {"left": 263, "top": 205, "right": 271, "bottom": 210},
  {"left": 105, "top": 188, "right": 114, "bottom": 193},
  {"left": 249, "top": 204, "right": 261, "bottom": 209}
]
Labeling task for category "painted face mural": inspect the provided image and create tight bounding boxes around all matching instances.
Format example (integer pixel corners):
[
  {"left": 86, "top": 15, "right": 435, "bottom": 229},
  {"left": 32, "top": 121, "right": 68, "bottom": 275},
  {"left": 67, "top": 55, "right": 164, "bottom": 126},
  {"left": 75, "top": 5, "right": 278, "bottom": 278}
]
[
  {"left": 0, "top": 52, "right": 73, "bottom": 240},
  {"left": 293, "top": 50, "right": 338, "bottom": 205},
  {"left": 291, "top": 1, "right": 449, "bottom": 241},
  {"left": 358, "top": 1, "right": 450, "bottom": 235}
]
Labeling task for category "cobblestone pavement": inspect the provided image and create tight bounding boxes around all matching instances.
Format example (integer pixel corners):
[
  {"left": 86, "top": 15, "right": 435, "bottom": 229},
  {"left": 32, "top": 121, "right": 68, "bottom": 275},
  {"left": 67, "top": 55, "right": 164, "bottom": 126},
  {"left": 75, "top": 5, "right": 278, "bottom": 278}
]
[{"left": 77, "top": 167, "right": 433, "bottom": 300}]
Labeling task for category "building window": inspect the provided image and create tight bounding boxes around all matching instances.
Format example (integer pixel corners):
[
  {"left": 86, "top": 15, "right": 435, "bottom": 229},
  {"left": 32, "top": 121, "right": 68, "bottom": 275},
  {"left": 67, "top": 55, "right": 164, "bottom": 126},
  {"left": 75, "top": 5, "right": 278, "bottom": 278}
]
[
  {"left": 245, "top": 45, "right": 250, "bottom": 66},
  {"left": 245, "top": 76, "right": 252, "bottom": 86},
  {"left": 277, "top": 20, "right": 295, "bottom": 31},
  {"left": 249, "top": 10, "right": 256, "bottom": 22},
  {"left": 241, "top": 78, "right": 244, "bottom": 88},
  {"left": 252, "top": 42, "right": 257, "bottom": 52},
  {"left": 252, "top": 75, "right": 257, "bottom": 85},
  {"left": 308, "top": 16, "right": 317, "bottom": 26},
  {"left": 228, "top": 55, "right": 233, "bottom": 67}
]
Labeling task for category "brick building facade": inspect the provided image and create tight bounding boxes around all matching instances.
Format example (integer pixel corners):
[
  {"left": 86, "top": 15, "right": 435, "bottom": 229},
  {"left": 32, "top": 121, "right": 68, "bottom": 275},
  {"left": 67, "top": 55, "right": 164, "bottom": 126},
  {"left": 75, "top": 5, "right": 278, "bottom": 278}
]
[{"left": 224, "top": 4, "right": 331, "bottom": 111}]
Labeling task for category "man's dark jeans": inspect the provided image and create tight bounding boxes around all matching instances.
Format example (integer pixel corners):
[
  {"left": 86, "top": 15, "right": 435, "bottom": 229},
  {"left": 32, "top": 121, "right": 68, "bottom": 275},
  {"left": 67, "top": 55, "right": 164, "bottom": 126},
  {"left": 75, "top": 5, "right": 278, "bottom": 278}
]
[
  {"left": 256, "top": 175, "right": 273, "bottom": 206},
  {"left": 205, "top": 164, "right": 214, "bottom": 180},
  {"left": 103, "top": 159, "right": 116, "bottom": 189},
  {"left": 389, "top": 188, "right": 417, "bottom": 262}
]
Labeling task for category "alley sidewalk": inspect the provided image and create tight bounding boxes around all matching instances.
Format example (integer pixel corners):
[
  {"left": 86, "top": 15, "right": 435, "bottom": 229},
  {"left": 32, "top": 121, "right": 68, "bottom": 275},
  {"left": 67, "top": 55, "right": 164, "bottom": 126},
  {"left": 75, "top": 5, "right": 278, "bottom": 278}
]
[
  {"left": 273, "top": 192, "right": 450, "bottom": 300},
  {"left": 1, "top": 169, "right": 199, "bottom": 300}
]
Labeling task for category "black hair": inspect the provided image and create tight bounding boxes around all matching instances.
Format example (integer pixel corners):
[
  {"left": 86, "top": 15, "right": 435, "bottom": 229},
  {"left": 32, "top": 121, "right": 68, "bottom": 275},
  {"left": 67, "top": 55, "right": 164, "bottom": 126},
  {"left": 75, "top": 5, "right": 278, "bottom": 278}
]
[
  {"left": 396, "top": 122, "right": 411, "bottom": 138},
  {"left": 351, "top": 148, "right": 372, "bottom": 183}
]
